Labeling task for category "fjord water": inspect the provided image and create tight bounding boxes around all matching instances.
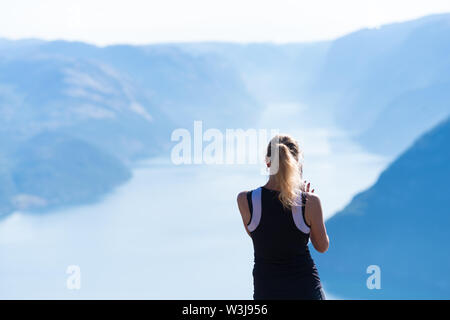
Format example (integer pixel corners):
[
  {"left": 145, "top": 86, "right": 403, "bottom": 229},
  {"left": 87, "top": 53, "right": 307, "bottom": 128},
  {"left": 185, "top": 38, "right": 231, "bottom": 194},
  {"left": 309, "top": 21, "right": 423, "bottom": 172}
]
[
  {"left": 0, "top": 120, "right": 386, "bottom": 299},
  {"left": 2, "top": 13, "right": 450, "bottom": 299}
]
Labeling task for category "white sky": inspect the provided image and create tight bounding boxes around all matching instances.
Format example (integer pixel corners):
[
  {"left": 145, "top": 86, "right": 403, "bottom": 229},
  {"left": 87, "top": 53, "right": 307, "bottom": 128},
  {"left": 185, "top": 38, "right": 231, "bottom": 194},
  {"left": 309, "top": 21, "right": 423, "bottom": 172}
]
[{"left": 1, "top": 0, "right": 450, "bottom": 46}]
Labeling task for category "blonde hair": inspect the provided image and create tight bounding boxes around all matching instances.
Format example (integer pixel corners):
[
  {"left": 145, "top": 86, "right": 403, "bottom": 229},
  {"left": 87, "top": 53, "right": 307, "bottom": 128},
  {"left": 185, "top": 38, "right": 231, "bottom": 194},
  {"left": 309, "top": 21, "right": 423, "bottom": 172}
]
[{"left": 266, "top": 135, "right": 304, "bottom": 208}]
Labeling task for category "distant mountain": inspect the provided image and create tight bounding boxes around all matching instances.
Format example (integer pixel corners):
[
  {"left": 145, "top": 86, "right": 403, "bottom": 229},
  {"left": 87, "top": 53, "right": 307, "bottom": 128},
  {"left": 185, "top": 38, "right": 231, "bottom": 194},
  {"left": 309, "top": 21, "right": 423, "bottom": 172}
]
[
  {"left": 170, "top": 41, "right": 331, "bottom": 102},
  {"left": 312, "top": 117, "right": 450, "bottom": 299},
  {"left": 8, "top": 40, "right": 262, "bottom": 129},
  {"left": 0, "top": 132, "right": 130, "bottom": 218},
  {"left": 171, "top": 15, "right": 450, "bottom": 155},
  {"left": 0, "top": 55, "right": 169, "bottom": 162},
  {"left": 1, "top": 13, "right": 450, "bottom": 217},
  {"left": 359, "top": 82, "right": 450, "bottom": 155},
  {"left": 309, "top": 13, "right": 450, "bottom": 157},
  {"left": 12, "top": 132, "right": 131, "bottom": 211},
  {"left": 0, "top": 39, "right": 263, "bottom": 216},
  {"left": 0, "top": 38, "right": 263, "bottom": 146}
]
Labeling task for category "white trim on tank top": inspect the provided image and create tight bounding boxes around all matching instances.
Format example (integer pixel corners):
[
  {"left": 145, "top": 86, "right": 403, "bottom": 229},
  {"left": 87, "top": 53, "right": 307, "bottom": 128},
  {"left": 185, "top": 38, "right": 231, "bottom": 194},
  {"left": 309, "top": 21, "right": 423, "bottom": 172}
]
[
  {"left": 292, "top": 191, "right": 310, "bottom": 234},
  {"left": 247, "top": 188, "right": 310, "bottom": 234},
  {"left": 247, "top": 187, "right": 262, "bottom": 233}
]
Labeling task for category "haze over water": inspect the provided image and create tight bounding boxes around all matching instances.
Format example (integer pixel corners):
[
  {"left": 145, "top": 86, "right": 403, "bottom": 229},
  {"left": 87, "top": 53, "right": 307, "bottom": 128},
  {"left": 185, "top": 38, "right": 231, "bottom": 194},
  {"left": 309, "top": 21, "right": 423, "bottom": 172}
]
[{"left": 0, "top": 101, "right": 388, "bottom": 299}]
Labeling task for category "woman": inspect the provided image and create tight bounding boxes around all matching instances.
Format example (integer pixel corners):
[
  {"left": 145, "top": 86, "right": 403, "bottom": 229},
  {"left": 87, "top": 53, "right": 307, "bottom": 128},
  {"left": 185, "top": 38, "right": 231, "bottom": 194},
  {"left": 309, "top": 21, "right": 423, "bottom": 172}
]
[{"left": 237, "top": 134, "right": 329, "bottom": 300}]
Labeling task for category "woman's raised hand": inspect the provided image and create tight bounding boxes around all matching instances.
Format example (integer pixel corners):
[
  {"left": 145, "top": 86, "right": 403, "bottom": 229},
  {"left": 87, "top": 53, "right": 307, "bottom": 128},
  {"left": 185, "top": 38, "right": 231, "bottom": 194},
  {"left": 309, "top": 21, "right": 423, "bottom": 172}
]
[{"left": 304, "top": 180, "right": 315, "bottom": 193}]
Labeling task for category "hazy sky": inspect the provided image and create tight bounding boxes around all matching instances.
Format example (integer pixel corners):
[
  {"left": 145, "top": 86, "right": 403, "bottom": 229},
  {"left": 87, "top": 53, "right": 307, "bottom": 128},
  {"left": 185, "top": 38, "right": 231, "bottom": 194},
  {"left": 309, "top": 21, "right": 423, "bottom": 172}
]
[{"left": 1, "top": 0, "right": 450, "bottom": 46}]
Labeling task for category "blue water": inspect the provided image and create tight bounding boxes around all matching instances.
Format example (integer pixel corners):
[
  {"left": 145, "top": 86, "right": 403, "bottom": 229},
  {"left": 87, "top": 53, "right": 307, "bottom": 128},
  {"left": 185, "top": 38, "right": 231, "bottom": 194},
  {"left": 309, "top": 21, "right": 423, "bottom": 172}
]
[{"left": 0, "top": 127, "right": 387, "bottom": 299}]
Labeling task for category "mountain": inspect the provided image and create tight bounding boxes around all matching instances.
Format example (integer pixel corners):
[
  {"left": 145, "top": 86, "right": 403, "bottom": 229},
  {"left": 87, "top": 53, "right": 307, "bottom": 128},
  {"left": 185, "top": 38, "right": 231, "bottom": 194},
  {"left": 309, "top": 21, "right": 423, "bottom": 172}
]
[
  {"left": 312, "top": 117, "right": 450, "bottom": 299},
  {"left": 0, "top": 55, "right": 169, "bottom": 162},
  {"left": 308, "top": 13, "right": 450, "bottom": 157},
  {"left": 9, "top": 132, "right": 130, "bottom": 215},
  {"left": 0, "top": 38, "right": 263, "bottom": 216},
  {"left": 170, "top": 41, "right": 331, "bottom": 102},
  {"left": 11, "top": 40, "right": 261, "bottom": 129},
  {"left": 0, "top": 38, "right": 263, "bottom": 148},
  {"left": 0, "top": 131, "right": 131, "bottom": 218},
  {"left": 171, "top": 15, "right": 450, "bottom": 156},
  {"left": 2, "top": 13, "right": 450, "bottom": 218}
]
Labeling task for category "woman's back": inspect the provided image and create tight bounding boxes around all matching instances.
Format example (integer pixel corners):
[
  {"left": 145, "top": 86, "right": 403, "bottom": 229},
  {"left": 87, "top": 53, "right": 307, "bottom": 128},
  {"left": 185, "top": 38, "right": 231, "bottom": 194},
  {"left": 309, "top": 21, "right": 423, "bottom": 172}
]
[
  {"left": 246, "top": 186, "right": 323, "bottom": 300},
  {"left": 248, "top": 187, "right": 310, "bottom": 263}
]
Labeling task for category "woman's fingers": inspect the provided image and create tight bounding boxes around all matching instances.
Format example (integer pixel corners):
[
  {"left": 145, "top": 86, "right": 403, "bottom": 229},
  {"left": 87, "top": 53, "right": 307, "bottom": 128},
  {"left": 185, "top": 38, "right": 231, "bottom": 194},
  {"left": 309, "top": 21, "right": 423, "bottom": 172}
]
[{"left": 304, "top": 180, "right": 315, "bottom": 193}]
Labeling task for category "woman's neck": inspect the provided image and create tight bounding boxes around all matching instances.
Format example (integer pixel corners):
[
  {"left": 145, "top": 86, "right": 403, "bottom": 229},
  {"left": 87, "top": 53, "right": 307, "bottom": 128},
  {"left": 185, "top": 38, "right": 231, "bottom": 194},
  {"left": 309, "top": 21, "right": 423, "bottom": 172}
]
[{"left": 264, "top": 176, "right": 280, "bottom": 191}]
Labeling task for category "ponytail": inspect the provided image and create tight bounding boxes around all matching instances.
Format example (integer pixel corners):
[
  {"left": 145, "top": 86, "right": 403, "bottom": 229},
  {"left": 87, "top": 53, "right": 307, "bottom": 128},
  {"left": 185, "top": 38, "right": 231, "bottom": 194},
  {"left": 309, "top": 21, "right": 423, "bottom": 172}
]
[{"left": 267, "top": 135, "right": 303, "bottom": 208}]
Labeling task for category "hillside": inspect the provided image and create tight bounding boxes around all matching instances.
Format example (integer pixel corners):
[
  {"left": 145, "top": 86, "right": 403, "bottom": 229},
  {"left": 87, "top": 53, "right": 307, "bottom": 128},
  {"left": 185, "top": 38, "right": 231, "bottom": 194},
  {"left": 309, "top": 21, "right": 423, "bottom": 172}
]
[
  {"left": 312, "top": 117, "right": 450, "bottom": 299},
  {"left": 309, "top": 13, "right": 450, "bottom": 156},
  {"left": 0, "top": 39, "right": 262, "bottom": 216},
  {"left": 0, "top": 132, "right": 131, "bottom": 218},
  {"left": 1, "top": 13, "right": 450, "bottom": 217}
]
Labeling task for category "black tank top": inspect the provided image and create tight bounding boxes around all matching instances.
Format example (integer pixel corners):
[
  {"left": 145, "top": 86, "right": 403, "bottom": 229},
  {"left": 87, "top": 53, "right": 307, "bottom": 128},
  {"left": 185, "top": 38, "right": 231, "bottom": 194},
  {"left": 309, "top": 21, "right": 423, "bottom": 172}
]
[{"left": 246, "top": 186, "right": 324, "bottom": 300}]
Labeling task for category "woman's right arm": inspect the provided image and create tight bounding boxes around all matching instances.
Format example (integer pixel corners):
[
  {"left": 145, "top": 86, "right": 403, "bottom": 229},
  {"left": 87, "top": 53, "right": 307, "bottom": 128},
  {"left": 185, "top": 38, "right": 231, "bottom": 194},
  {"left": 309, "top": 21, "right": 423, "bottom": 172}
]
[
  {"left": 237, "top": 191, "right": 252, "bottom": 237},
  {"left": 305, "top": 193, "right": 329, "bottom": 253}
]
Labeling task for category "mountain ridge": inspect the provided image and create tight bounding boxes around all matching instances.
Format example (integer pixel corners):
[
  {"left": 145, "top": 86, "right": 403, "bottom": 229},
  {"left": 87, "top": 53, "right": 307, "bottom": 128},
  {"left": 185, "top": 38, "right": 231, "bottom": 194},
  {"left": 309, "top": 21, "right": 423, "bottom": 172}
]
[
  {"left": 312, "top": 116, "right": 450, "bottom": 299},
  {"left": 1, "top": 13, "right": 450, "bottom": 218}
]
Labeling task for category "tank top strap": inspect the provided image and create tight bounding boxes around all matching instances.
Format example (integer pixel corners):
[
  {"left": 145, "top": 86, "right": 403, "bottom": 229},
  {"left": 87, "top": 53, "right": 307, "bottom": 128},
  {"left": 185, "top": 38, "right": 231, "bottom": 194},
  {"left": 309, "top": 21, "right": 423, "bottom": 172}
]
[
  {"left": 292, "top": 191, "right": 311, "bottom": 234},
  {"left": 247, "top": 187, "right": 262, "bottom": 233}
]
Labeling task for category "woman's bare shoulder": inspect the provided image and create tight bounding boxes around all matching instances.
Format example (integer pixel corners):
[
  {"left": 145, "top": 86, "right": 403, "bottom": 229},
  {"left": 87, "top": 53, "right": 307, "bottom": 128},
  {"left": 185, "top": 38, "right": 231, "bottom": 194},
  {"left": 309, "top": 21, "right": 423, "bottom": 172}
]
[
  {"left": 237, "top": 191, "right": 249, "bottom": 205},
  {"left": 304, "top": 192, "right": 323, "bottom": 220},
  {"left": 305, "top": 192, "right": 321, "bottom": 205}
]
